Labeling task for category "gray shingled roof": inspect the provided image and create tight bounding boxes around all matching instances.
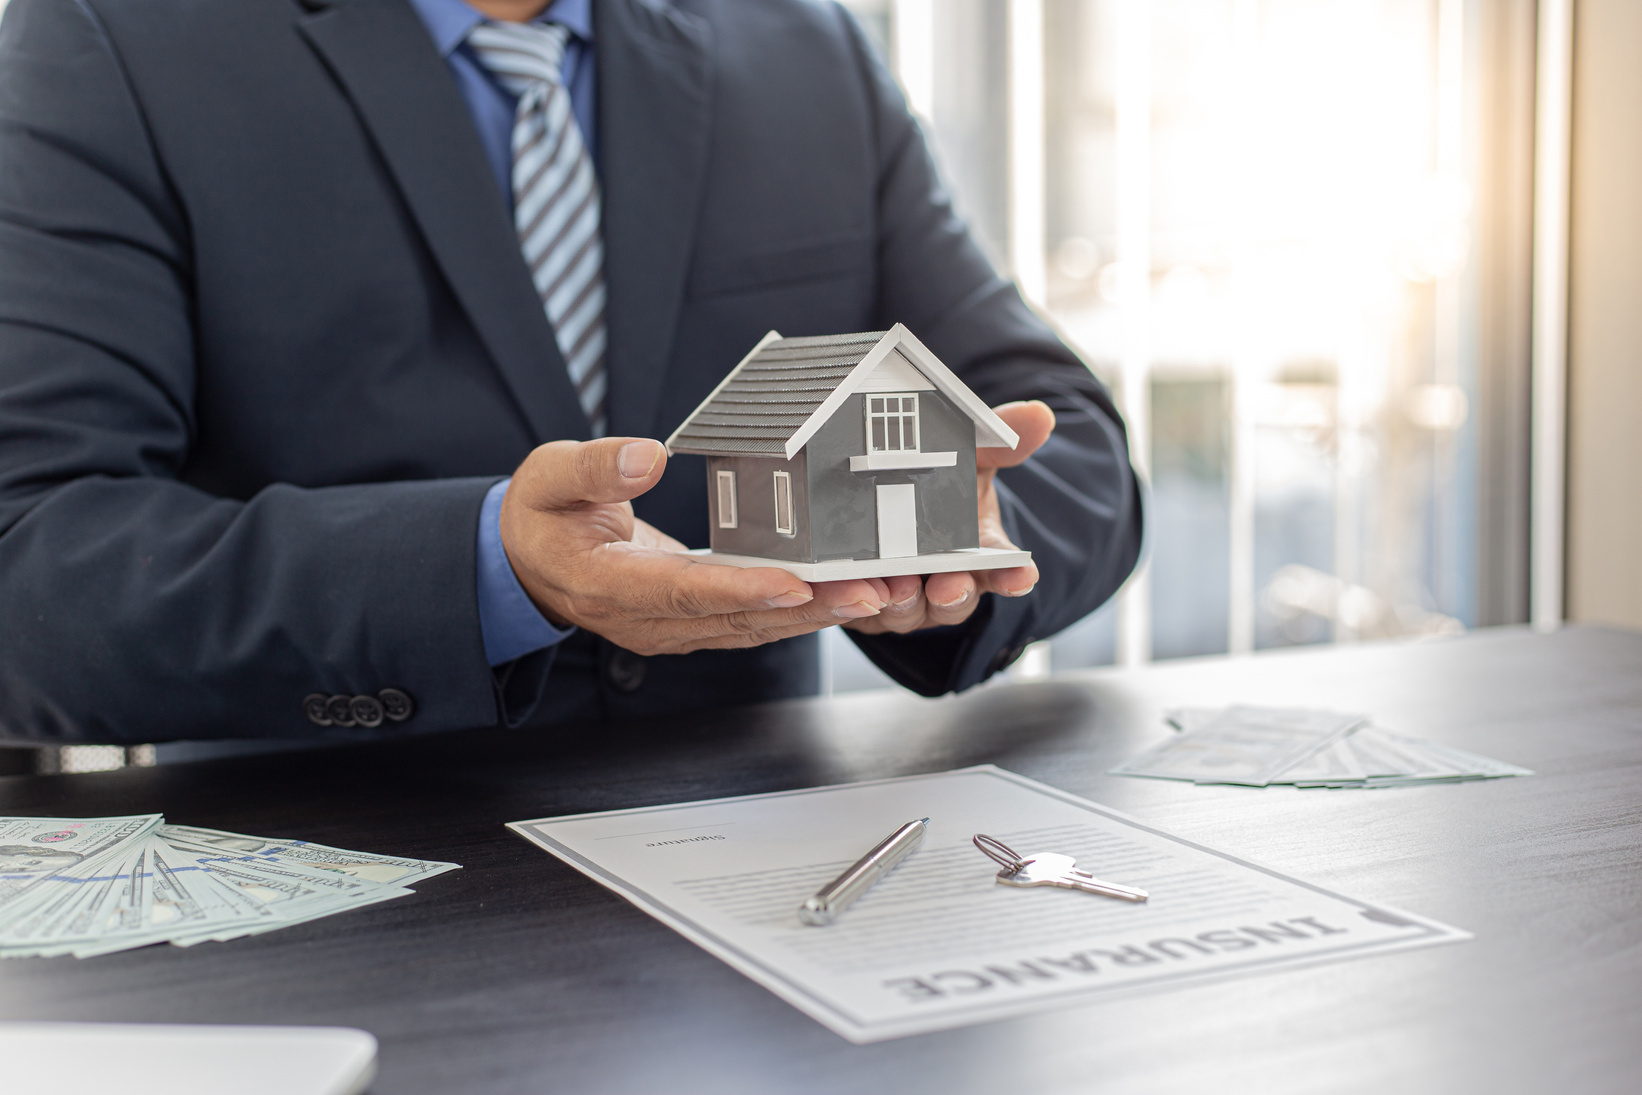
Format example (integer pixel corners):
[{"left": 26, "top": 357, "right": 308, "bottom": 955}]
[{"left": 667, "top": 331, "right": 888, "bottom": 456}]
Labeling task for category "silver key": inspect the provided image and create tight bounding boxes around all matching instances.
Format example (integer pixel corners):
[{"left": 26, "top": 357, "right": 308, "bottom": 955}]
[{"left": 997, "top": 852, "right": 1149, "bottom": 902}]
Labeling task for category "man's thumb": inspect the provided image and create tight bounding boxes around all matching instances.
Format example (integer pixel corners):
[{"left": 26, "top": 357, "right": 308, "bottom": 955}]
[
  {"left": 977, "top": 400, "right": 1056, "bottom": 470},
  {"left": 516, "top": 437, "right": 667, "bottom": 509}
]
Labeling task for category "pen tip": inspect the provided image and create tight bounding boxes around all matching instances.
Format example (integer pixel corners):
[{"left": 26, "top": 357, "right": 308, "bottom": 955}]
[{"left": 919, "top": 817, "right": 930, "bottom": 825}]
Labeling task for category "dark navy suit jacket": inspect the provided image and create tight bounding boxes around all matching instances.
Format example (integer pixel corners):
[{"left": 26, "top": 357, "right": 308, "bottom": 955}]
[{"left": 0, "top": 0, "right": 1142, "bottom": 744}]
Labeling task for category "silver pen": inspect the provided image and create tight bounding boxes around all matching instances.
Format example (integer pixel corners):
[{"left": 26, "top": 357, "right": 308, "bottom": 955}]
[{"left": 798, "top": 818, "right": 928, "bottom": 926}]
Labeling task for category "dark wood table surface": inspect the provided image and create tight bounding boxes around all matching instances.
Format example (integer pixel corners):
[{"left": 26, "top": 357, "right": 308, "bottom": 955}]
[{"left": 2, "top": 625, "right": 1638, "bottom": 1095}]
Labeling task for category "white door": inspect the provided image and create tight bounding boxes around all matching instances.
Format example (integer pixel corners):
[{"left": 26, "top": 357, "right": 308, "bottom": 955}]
[{"left": 876, "top": 483, "right": 918, "bottom": 558}]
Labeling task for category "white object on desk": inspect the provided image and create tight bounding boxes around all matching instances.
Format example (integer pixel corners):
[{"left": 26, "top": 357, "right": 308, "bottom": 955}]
[
  {"left": 0, "top": 1022, "right": 377, "bottom": 1095},
  {"left": 509, "top": 765, "right": 1471, "bottom": 1043}
]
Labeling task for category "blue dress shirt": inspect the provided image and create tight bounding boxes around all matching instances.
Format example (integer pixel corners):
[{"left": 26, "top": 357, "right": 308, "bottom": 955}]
[{"left": 408, "top": 0, "right": 596, "bottom": 666}]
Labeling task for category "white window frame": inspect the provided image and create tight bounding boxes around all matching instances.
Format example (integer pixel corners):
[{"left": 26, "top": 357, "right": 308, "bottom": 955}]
[
  {"left": 866, "top": 393, "right": 920, "bottom": 453},
  {"left": 773, "top": 471, "right": 795, "bottom": 535},
  {"left": 715, "top": 469, "right": 738, "bottom": 529}
]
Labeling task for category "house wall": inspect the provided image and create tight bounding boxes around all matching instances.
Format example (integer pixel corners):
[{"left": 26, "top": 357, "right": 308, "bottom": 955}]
[
  {"left": 705, "top": 452, "right": 811, "bottom": 562},
  {"left": 805, "top": 390, "right": 980, "bottom": 561}
]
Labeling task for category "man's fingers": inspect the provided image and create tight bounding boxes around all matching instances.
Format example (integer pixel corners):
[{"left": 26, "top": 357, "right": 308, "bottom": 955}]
[
  {"left": 610, "top": 578, "right": 891, "bottom": 654},
  {"left": 978, "top": 563, "right": 1039, "bottom": 598},
  {"left": 735, "top": 577, "right": 886, "bottom": 626},
  {"left": 868, "top": 574, "right": 927, "bottom": 633},
  {"left": 580, "top": 547, "right": 890, "bottom": 624},
  {"left": 923, "top": 570, "right": 979, "bottom": 627},
  {"left": 661, "top": 616, "right": 844, "bottom": 654},
  {"left": 977, "top": 400, "right": 1056, "bottom": 470},
  {"left": 589, "top": 545, "right": 815, "bottom": 618},
  {"left": 809, "top": 577, "right": 889, "bottom": 620},
  {"left": 881, "top": 574, "right": 923, "bottom": 611},
  {"left": 513, "top": 437, "right": 667, "bottom": 511},
  {"left": 670, "top": 577, "right": 888, "bottom": 643}
]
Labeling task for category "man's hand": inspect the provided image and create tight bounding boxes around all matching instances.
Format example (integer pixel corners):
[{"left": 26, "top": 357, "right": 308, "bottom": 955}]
[
  {"left": 844, "top": 400, "right": 1055, "bottom": 637},
  {"left": 499, "top": 437, "right": 890, "bottom": 655}
]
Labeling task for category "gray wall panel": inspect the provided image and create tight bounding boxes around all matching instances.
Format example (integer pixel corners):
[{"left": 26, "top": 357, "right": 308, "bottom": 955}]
[
  {"left": 807, "top": 399, "right": 878, "bottom": 561},
  {"left": 806, "top": 392, "right": 979, "bottom": 560},
  {"left": 707, "top": 453, "right": 811, "bottom": 562}
]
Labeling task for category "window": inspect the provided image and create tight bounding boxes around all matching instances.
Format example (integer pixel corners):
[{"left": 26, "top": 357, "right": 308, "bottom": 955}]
[
  {"left": 831, "top": 0, "right": 1535, "bottom": 679},
  {"left": 773, "top": 471, "right": 794, "bottom": 535},
  {"left": 867, "top": 393, "right": 919, "bottom": 453},
  {"left": 715, "top": 470, "right": 738, "bottom": 529}
]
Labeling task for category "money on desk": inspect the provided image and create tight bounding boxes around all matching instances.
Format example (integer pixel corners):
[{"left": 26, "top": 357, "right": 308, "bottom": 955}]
[
  {"left": 0, "top": 815, "right": 459, "bottom": 959},
  {"left": 1109, "top": 705, "right": 1533, "bottom": 789}
]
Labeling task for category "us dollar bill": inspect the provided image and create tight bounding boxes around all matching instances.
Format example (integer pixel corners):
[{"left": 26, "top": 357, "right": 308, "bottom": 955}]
[
  {"left": 160, "top": 825, "right": 460, "bottom": 888},
  {"left": 0, "top": 815, "right": 161, "bottom": 922},
  {"left": 1, "top": 815, "right": 459, "bottom": 959}
]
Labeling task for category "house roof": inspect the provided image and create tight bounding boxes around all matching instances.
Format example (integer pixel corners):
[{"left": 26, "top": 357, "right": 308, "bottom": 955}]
[{"left": 664, "top": 324, "right": 1019, "bottom": 460}]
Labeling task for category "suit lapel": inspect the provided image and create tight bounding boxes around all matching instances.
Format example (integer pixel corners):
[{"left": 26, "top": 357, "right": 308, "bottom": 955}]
[
  {"left": 595, "top": 0, "right": 715, "bottom": 440},
  {"left": 298, "top": 0, "right": 588, "bottom": 444}
]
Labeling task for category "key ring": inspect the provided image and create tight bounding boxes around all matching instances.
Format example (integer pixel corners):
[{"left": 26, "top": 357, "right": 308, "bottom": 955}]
[{"left": 972, "top": 834, "right": 1026, "bottom": 872}]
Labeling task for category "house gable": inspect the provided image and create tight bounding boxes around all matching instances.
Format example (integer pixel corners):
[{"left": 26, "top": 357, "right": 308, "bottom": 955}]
[
  {"left": 857, "top": 348, "right": 935, "bottom": 392},
  {"left": 778, "top": 325, "right": 1018, "bottom": 459},
  {"left": 664, "top": 325, "right": 1018, "bottom": 461}
]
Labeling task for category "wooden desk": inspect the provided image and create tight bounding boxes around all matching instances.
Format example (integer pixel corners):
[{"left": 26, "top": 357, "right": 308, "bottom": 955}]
[{"left": 2, "top": 626, "right": 1638, "bottom": 1094}]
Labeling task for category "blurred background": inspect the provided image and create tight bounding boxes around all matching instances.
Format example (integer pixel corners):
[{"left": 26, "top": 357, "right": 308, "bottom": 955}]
[
  {"left": 828, "top": 0, "right": 1549, "bottom": 692},
  {"left": 9, "top": 0, "right": 1639, "bottom": 769}
]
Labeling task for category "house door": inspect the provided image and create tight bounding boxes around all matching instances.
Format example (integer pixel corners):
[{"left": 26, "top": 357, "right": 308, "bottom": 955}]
[{"left": 876, "top": 484, "right": 918, "bottom": 558}]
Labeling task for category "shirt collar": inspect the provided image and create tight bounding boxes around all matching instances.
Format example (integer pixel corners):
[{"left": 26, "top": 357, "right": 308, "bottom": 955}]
[{"left": 408, "top": 0, "right": 594, "bottom": 59}]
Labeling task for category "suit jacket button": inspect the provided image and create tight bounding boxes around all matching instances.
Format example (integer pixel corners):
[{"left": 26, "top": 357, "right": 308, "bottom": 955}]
[
  {"left": 303, "top": 694, "right": 333, "bottom": 726},
  {"left": 608, "top": 650, "right": 647, "bottom": 692},
  {"left": 378, "top": 688, "right": 414, "bottom": 722},
  {"left": 350, "top": 694, "right": 385, "bottom": 728},
  {"left": 325, "top": 694, "right": 357, "bottom": 727}
]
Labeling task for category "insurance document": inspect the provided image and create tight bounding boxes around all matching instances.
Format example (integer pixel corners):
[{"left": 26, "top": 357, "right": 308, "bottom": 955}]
[{"left": 508, "top": 766, "right": 1469, "bottom": 1042}]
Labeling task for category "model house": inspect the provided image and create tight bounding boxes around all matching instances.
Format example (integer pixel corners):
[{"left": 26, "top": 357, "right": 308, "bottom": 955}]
[{"left": 665, "top": 324, "right": 1031, "bottom": 580}]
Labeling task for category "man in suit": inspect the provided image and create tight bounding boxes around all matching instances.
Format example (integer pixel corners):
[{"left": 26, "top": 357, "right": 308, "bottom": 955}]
[{"left": 0, "top": 0, "right": 1141, "bottom": 744}]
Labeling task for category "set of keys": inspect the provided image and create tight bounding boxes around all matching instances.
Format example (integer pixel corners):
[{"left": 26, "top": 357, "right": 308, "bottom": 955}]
[{"left": 973, "top": 834, "right": 1149, "bottom": 902}]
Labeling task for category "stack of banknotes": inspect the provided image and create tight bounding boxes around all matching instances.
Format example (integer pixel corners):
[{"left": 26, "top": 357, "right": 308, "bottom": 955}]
[
  {"left": 0, "top": 815, "right": 459, "bottom": 959},
  {"left": 1108, "top": 705, "right": 1533, "bottom": 789}
]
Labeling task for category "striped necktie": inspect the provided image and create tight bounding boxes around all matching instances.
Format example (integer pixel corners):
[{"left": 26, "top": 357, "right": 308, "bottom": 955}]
[{"left": 467, "top": 21, "right": 607, "bottom": 435}]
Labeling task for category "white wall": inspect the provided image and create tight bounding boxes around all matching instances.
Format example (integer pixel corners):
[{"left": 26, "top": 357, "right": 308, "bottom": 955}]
[{"left": 1566, "top": 0, "right": 1642, "bottom": 630}]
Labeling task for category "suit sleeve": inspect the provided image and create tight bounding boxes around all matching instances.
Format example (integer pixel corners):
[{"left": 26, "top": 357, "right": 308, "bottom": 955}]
[
  {"left": 0, "top": 0, "right": 501, "bottom": 743},
  {"left": 833, "top": 4, "right": 1144, "bottom": 696}
]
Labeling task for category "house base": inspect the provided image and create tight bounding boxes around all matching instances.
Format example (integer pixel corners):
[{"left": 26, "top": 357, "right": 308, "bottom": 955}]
[{"left": 684, "top": 546, "right": 1033, "bottom": 582}]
